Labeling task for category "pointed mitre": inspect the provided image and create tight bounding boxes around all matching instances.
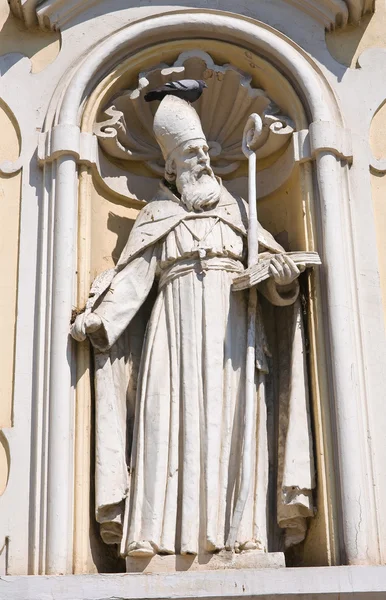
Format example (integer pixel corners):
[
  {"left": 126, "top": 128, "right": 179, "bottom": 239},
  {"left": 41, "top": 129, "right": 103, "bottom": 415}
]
[{"left": 153, "top": 95, "right": 207, "bottom": 159}]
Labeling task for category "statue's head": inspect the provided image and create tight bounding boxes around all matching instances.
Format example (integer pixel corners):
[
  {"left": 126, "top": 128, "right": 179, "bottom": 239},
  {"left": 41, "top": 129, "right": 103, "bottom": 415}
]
[{"left": 153, "top": 96, "right": 220, "bottom": 211}]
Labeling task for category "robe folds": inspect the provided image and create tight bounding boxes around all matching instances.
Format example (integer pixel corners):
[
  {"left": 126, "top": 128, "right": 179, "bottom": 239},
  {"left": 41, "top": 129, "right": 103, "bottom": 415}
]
[{"left": 89, "top": 183, "right": 315, "bottom": 556}]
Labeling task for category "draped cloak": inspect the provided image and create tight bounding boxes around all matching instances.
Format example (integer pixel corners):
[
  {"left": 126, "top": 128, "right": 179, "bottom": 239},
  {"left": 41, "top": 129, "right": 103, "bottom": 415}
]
[{"left": 88, "top": 183, "right": 315, "bottom": 556}]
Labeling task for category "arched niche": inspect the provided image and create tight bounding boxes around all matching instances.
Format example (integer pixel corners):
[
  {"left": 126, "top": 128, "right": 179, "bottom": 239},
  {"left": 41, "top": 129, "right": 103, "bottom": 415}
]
[
  {"left": 38, "top": 10, "right": 378, "bottom": 574},
  {"left": 83, "top": 43, "right": 331, "bottom": 573}
]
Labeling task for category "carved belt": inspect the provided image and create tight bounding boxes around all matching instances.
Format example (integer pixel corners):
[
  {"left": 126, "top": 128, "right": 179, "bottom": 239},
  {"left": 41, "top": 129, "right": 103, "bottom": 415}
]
[{"left": 158, "top": 256, "right": 244, "bottom": 289}]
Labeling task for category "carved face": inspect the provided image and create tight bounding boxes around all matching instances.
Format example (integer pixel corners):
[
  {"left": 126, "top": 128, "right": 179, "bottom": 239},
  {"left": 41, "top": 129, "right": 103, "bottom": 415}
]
[
  {"left": 175, "top": 139, "right": 211, "bottom": 173},
  {"left": 167, "top": 139, "right": 221, "bottom": 211}
]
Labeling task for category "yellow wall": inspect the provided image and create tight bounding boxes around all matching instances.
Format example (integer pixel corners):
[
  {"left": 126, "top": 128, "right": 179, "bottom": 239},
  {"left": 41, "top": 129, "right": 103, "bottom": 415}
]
[
  {"left": 0, "top": 104, "right": 19, "bottom": 502},
  {"left": 0, "top": 0, "right": 59, "bottom": 73},
  {"left": 0, "top": 103, "right": 20, "bottom": 430},
  {"left": 326, "top": 1, "right": 386, "bottom": 68}
]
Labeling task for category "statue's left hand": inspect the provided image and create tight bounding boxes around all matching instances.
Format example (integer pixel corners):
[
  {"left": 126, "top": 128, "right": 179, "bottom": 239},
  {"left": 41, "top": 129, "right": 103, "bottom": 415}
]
[{"left": 269, "top": 254, "right": 305, "bottom": 286}]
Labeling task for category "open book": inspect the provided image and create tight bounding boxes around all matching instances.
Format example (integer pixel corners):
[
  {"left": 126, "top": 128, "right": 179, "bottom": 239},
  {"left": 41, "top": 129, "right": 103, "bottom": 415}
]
[{"left": 232, "top": 251, "right": 321, "bottom": 291}]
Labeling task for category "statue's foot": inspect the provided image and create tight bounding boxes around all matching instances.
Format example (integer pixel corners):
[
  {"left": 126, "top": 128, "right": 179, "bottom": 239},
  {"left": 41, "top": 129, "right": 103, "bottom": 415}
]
[
  {"left": 158, "top": 547, "right": 175, "bottom": 556},
  {"left": 127, "top": 541, "right": 156, "bottom": 557},
  {"left": 239, "top": 541, "right": 263, "bottom": 552}
]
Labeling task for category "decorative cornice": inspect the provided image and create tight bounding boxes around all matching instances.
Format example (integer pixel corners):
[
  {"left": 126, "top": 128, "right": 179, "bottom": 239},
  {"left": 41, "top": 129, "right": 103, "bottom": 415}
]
[{"left": 8, "top": 0, "right": 374, "bottom": 31}]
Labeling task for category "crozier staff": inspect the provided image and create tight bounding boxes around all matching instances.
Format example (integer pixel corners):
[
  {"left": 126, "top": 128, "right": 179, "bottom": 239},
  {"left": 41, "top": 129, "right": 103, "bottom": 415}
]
[{"left": 226, "top": 113, "right": 262, "bottom": 549}]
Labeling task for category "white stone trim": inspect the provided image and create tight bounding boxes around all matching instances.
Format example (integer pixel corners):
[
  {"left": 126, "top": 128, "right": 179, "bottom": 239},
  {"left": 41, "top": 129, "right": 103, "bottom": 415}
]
[
  {"left": 294, "top": 122, "right": 353, "bottom": 163},
  {"left": 1, "top": 566, "right": 386, "bottom": 600},
  {"left": 38, "top": 128, "right": 97, "bottom": 165}
]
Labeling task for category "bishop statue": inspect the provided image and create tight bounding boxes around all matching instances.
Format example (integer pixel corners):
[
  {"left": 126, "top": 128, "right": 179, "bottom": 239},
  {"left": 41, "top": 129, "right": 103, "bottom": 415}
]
[{"left": 71, "top": 96, "right": 314, "bottom": 559}]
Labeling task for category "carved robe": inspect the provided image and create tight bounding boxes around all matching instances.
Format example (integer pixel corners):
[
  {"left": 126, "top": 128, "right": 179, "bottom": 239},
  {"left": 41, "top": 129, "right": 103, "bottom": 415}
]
[{"left": 89, "top": 183, "right": 314, "bottom": 556}]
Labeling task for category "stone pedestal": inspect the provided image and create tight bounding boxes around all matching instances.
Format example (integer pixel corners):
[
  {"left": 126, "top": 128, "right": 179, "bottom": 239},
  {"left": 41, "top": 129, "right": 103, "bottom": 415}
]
[{"left": 126, "top": 550, "right": 285, "bottom": 573}]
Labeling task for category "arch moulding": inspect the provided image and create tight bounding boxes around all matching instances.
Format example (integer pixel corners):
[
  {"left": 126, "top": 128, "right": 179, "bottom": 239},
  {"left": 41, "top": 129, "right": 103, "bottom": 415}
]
[
  {"left": 10, "top": 0, "right": 374, "bottom": 31},
  {"left": 37, "top": 10, "right": 379, "bottom": 574}
]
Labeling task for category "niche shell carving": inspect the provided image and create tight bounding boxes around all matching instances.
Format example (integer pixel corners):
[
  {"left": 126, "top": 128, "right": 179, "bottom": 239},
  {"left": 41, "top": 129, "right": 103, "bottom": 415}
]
[{"left": 94, "top": 50, "right": 294, "bottom": 177}]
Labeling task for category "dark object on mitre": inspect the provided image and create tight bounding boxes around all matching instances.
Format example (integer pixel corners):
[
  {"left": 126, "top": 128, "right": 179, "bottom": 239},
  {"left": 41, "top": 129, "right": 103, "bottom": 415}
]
[{"left": 144, "top": 79, "right": 207, "bottom": 103}]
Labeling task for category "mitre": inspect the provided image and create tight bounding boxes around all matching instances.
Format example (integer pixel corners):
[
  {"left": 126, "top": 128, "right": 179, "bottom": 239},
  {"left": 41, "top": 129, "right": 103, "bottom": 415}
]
[{"left": 153, "top": 95, "right": 206, "bottom": 159}]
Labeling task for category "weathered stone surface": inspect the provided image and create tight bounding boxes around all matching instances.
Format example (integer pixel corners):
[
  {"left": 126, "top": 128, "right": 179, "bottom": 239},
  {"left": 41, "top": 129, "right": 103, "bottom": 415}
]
[
  {"left": 125, "top": 550, "right": 285, "bottom": 573},
  {"left": 2, "top": 566, "right": 386, "bottom": 600}
]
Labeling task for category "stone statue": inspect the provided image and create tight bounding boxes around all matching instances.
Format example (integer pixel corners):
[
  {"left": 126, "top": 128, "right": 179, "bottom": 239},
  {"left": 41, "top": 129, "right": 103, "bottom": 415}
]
[{"left": 71, "top": 96, "right": 315, "bottom": 560}]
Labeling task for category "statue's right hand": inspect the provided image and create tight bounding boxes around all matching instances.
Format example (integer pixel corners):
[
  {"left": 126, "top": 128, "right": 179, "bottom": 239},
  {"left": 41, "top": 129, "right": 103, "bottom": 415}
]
[
  {"left": 84, "top": 313, "right": 102, "bottom": 333},
  {"left": 70, "top": 313, "right": 102, "bottom": 342}
]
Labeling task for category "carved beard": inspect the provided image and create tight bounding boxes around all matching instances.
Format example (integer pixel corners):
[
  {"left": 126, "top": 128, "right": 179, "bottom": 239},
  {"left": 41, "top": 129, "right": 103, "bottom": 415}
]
[{"left": 176, "top": 165, "right": 221, "bottom": 212}]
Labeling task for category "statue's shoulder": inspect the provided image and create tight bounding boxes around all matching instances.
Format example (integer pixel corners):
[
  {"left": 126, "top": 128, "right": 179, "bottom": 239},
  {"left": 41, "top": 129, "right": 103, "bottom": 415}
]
[
  {"left": 219, "top": 187, "right": 249, "bottom": 230},
  {"left": 116, "top": 195, "right": 183, "bottom": 269},
  {"left": 134, "top": 185, "right": 184, "bottom": 228},
  {"left": 134, "top": 194, "right": 164, "bottom": 222}
]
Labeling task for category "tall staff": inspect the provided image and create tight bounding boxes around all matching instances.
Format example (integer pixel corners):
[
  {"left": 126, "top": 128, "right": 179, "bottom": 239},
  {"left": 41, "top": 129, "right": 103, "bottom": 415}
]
[{"left": 227, "top": 113, "right": 263, "bottom": 549}]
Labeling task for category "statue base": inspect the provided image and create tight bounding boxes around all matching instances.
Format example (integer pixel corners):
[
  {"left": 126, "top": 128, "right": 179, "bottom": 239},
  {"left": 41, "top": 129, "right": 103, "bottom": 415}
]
[{"left": 126, "top": 550, "right": 285, "bottom": 573}]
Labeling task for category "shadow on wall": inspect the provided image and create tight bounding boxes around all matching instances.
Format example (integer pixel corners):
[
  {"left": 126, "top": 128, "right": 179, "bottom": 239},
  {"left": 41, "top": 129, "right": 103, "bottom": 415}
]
[
  {"left": 326, "top": 6, "right": 384, "bottom": 69},
  {"left": 107, "top": 211, "right": 136, "bottom": 266},
  {"left": 0, "top": 0, "right": 60, "bottom": 75}
]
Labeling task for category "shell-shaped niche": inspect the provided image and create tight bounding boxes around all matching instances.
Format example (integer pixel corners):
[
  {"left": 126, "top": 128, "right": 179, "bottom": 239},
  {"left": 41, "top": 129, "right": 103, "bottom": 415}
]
[{"left": 94, "top": 51, "right": 294, "bottom": 176}]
